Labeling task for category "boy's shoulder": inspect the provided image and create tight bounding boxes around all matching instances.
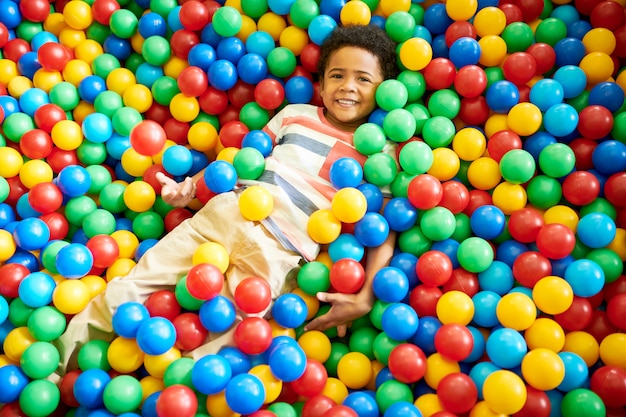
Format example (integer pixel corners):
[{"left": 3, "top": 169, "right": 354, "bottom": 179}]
[{"left": 278, "top": 103, "right": 321, "bottom": 117}]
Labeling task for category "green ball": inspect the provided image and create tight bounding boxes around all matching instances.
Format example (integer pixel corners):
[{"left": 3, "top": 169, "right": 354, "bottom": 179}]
[
  {"left": 567, "top": 90, "right": 590, "bottom": 113},
  {"left": 142, "top": 35, "right": 172, "bottom": 66},
  {"left": 457, "top": 237, "right": 494, "bottom": 273},
  {"left": 485, "top": 67, "right": 505, "bottom": 89},
  {"left": 9, "top": 298, "right": 34, "bottom": 327},
  {"left": 212, "top": 5, "right": 243, "bottom": 36},
  {"left": 152, "top": 196, "right": 174, "bottom": 219},
  {"left": 109, "top": 9, "right": 139, "bottom": 39},
  {"left": 233, "top": 147, "right": 266, "bottom": 180},
  {"left": 405, "top": 102, "right": 430, "bottom": 135},
  {"left": 376, "top": 79, "right": 409, "bottom": 111},
  {"left": 289, "top": 0, "right": 319, "bottom": 29},
  {"left": 77, "top": 339, "right": 111, "bottom": 371},
  {"left": 451, "top": 213, "right": 472, "bottom": 242},
  {"left": 427, "top": 89, "right": 460, "bottom": 119},
  {"left": 611, "top": 112, "right": 626, "bottom": 142},
  {"left": 526, "top": 175, "right": 562, "bottom": 209},
  {"left": 399, "top": 140, "right": 434, "bottom": 175},
  {"left": 383, "top": 108, "right": 416, "bottom": 143},
  {"left": 65, "top": 195, "right": 98, "bottom": 227},
  {"left": 99, "top": 182, "right": 128, "bottom": 213},
  {"left": 422, "top": 115, "right": 455, "bottom": 148},
  {"left": 163, "top": 357, "right": 195, "bottom": 388},
  {"left": 369, "top": 299, "right": 391, "bottom": 331},
  {"left": 132, "top": 211, "right": 165, "bottom": 240},
  {"left": 353, "top": 123, "right": 387, "bottom": 156},
  {"left": 390, "top": 171, "right": 416, "bottom": 198},
  {"left": 125, "top": 52, "right": 146, "bottom": 74},
  {"left": 83, "top": 209, "right": 117, "bottom": 238},
  {"left": 16, "top": 21, "right": 43, "bottom": 43},
  {"left": 267, "top": 46, "right": 297, "bottom": 79},
  {"left": 41, "top": 240, "right": 69, "bottom": 274},
  {"left": 152, "top": 76, "right": 180, "bottom": 106},
  {"left": 501, "top": 22, "right": 535, "bottom": 53},
  {"left": 150, "top": 0, "right": 178, "bottom": 17},
  {"left": 364, "top": 152, "right": 398, "bottom": 186},
  {"left": 324, "top": 341, "right": 350, "bottom": 377},
  {"left": 499, "top": 149, "right": 536, "bottom": 184},
  {"left": 94, "top": 90, "right": 124, "bottom": 118},
  {"left": 86, "top": 165, "right": 113, "bottom": 195},
  {"left": 580, "top": 197, "right": 617, "bottom": 220},
  {"left": 420, "top": 206, "right": 456, "bottom": 241},
  {"left": 175, "top": 276, "right": 205, "bottom": 311},
  {"left": 561, "top": 388, "right": 606, "bottom": 417},
  {"left": 86, "top": 21, "right": 111, "bottom": 44},
  {"left": 586, "top": 248, "right": 623, "bottom": 284},
  {"left": 27, "top": 306, "right": 67, "bottom": 342},
  {"left": 103, "top": 375, "right": 143, "bottom": 415},
  {"left": 375, "top": 379, "right": 413, "bottom": 413},
  {"left": 20, "top": 341, "right": 60, "bottom": 379},
  {"left": 112, "top": 106, "right": 142, "bottom": 136},
  {"left": 397, "top": 70, "right": 426, "bottom": 103},
  {"left": 397, "top": 225, "right": 432, "bottom": 257},
  {"left": 77, "top": 140, "right": 108, "bottom": 165},
  {"left": 19, "top": 380, "right": 60, "bottom": 417},
  {"left": 240, "top": 101, "right": 271, "bottom": 131},
  {"left": 0, "top": 176, "right": 9, "bottom": 203},
  {"left": 372, "top": 331, "right": 402, "bottom": 366},
  {"left": 349, "top": 326, "right": 379, "bottom": 360},
  {"left": 267, "top": 402, "right": 298, "bottom": 417},
  {"left": 241, "top": 0, "right": 268, "bottom": 19},
  {"left": 296, "top": 261, "right": 330, "bottom": 296},
  {"left": 409, "top": 3, "right": 425, "bottom": 25},
  {"left": 385, "top": 11, "right": 416, "bottom": 43},
  {"left": 3, "top": 112, "right": 35, "bottom": 142},
  {"left": 92, "top": 53, "right": 121, "bottom": 80},
  {"left": 534, "top": 17, "right": 567, "bottom": 47},
  {"left": 538, "top": 143, "right": 576, "bottom": 178}
]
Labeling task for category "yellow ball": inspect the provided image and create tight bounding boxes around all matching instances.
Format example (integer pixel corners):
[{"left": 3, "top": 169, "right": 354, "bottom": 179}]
[
  {"left": 152, "top": 140, "right": 175, "bottom": 166},
  {"left": 507, "top": 103, "right": 542, "bottom": 136},
  {"left": 249, "top": 364, "right": 283, "bottom": 403},
  {"left": 453, "top": 127, "right": 487, "bottom": 161},
  {"left": 331, "top": 188, "right": 367, "bottom": 224},
  {"left": 524, "top": 317, "right": 565, "bottom": 352},
  {"left": 424, "top": 353, "right": 461, "bottom": 389},
  {"left": 307, "top": 209, "right": 342, "bottom": 244},
  {"left": 188, "top": 122, "right": 219, "bottom": 152},
  {"left": 292, "top": 288, "right": 320, "bottom": 320},
  {"left": 521, "top": 348, "right": 565, "bottom": 390},
  {"left": 3, "top": 327, "right": 36, "bottom": 363},
  {"left": 106, "top": 67, "right": 136, "bottom": 96},
  {"left": 239, "top": 185, "right": 274, "bottom": 221},
  {"left": 59, "top": 28, "right": 87, "bottom": 49},
  {"left": 131, "top": 32, "right": 144, "bottom": 54},
  {"left": 279, "top": 25, "right": 309, "bottom": 56},
  {"left": 470, "top": 401, "right": 508, "bottom": 417},
  {"left": 72, "top": 101, "right": 96, "bottom": 124},
  {"left": 107, "top": 336, "right": 145, "bottom": 373},
  {"left": 236, "top": 14, "right": 257, "bottom": 43},
  {"left": 467, "top": 157, "right": 501, "bottom": 190},
  {"left": 428, "top": 147, "right": 460, "bottom": 181},
  {"left": 607, "top": 228, "right": 626, "bottom": 261},
  {"left": 532, "top": 276, "right": 574, "bottom": 315},
  {"left": 106, "top": 258, "right": 137, "bottom": 282},
  {"left": 121, "top": 148, "right": 154, "bottom": 177},
  {"left": 579, "top": 52, "right": 614, "bottom": 85},
  {"left": 446, "top": 0, "right": 478, "bottom": 21},
  {"left": 496, "top": 292, "right": 537, "bottom": 331},
  {"left": 562, "top": 331, "right": 599, "bottom": 367},
  {"left": 33, "top": 69, "right": 64, "bottom": 92},
  {"left": 321, "top": 377, "right": 349, "bottom": 404},
  {"left": 399, "top": 37, "right": 432, "bottom": 71},
  {"left": 19, "top": 159, "right": 54, "bottom": 189},
  {"left": 123, "top": 84, "right": 153, "bottom": 113},
  {"left": 206, "top": 391, "right": 238, "bottom": 417},
  {"left": 340, "top": 0, "right": 372, "bottom": 25},
  {"left": 193, "top": 241, "right": 230, "bottom": 274},
  {"left": 478, "top": 35, "right": 507, "bottom": 67},
  {"left": 484, "top": 114, "right": 509, "bottom": 138},
  {"left": 51, "top": 119, "right": 83, "bottom": 151},
  {"left": 80, "top": 274, "right": 108, "bottom": 298},
  {"left": 44, "top": 12, "right": 67, "bottom": 36},
  {"left": 436, "top": 290, "right": 475, "bottom": 325},
  {"left": 74, "top": 39, "right": 104, "bottom": 64},
  {"left": 543, "top": 204, "right": 579, "bottom": 231},
  {"left": 582, "top": 28, "right": 616, "bottom": 55},
  {"left": 0, "top": 59, "right": 18, "bottom": 85},
  {"left": 216, "top": 146, "right": 240, "bottom": 164},
  {"left": 269, "top": 319, "right": 296, "bottom": 339},
  {"left": 337, "top": 351, "right": 372, "bottom": 389},
  {"left": 0, "top": 230, "right": 16, "bottom": 262},
  {"left": 491, "top": 182, "right": 527, "bottom": 215},
  {"left": 599, "top": 333, "right": 626, "bottom": 370},
  {"left": 7, "top": 76, "right": 33, "bottom": 98},
  {"left": 298, "top": 330, "right": 332, "bottom": 362},
  {"left": 482, "top": 370, "right": 527, "bottom": 415},
  {"left": 52, "top": 279, "right": 91, "bottom": 314},
  {"left": 0, "top": 147, "right": 24, "bottom": 178},
  {"left": 257, "top": 13, "right": 287, "bottom": 41},
  {"left": 414, "top": 393, "right": 445, "bottom": 416},
  {"left": 170, "top": 93, "right": 200, "bottom": 123},
  {"left": 163, "top": 56, "right": 189, "bottom": 78},
  {"left": 63, "top": 0, "right": 93, "bottom": 30},
  {"left": 473, "top": 7, "right": 506, "bottom": 37},
  {"left": 123, "top": 180, "right": 156, "bottom": 212},
  {"left": 63, "top": 59, "right": 93, "bottom": 86},
  {"left": 144, "top": 347, "right": 182, "bottom": 378},
  {"left": 111, "top": 229, "right": 140, "bottom": 259},
  {"left": 140, "top": 376, "right": 165, "bottom": 401},
  {"left": 379, "top": 0, "right": 411, "bottom": 15}
]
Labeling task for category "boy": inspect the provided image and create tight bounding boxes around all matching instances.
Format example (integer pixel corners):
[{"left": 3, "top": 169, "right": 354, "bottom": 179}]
[{"left": 57, "top": 24, "right": 400, "bottom": 372}]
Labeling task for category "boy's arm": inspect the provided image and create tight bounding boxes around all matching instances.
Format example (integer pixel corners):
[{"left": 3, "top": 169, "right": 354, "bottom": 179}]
[{"left": 156, "top": 169, "right": 206, "bottom": 208}]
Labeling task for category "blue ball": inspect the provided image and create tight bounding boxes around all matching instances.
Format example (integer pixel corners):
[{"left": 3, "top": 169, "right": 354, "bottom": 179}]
[
  {"left": 30, "top": 31, "right": 59, "bottom": 51},
  {"left": 192, "top": 354, "right": 233, "bottom": 395},
  {"left": 16, "top": 194, "right": 41, "bottom": 219},
  {"left": 106, "top": 133, "right": 131, "bottom": 160},
  {"left": 381, "top": 302, "right": 419, "bottom": 341},
  {"left": 78, "top": 75, "right": 107, "bottom": 103},
  {"left": 188, "top": 43, "right": 217, "bottom": 71},
  {"left": 57, "top": 165, "right": 92, "bottom": 197},
  {"left": 389, "top": 252, "right": 418, "bottom": 289},
  {"left": 245, "top": 30, "right": 275, "bottom": 59},
  {"left": 557, "top": 351, "right": 589, "bottom": 392},
  {"left": 308, "top": 14, "right": 337, "bottom": 46},
  {"left": 354, "top": 212, "right": 390, "bottom": 248},
  {"left": 242, "top": 130, "right": 273, "bottom": 157},
  {"left": 0, "top": 365, "right": 29, "bottom": 404},
  {"left": 413, "top": 25, "right": 433, "bottom": 43},
  {"left": 343, "top": 391, "right": 379, "bottom": 417},
  {"left": 576, "top": 212, "right": 617, "bottom": 248},
  {"left": 523, "top": 131, "right": 557, "bottom": 162},
  {"left": 208, "top": 59, "right": 238, "bottom": 91},
  {"left": 411, "top": 316, "right": 441, "bottom": 355},
  {"left": 13, "top": 217, "right": 50, "bottom": 250},
  {"left": 564, "top": 259, "right": 605, "bottom": 297},
  {"left": 7, "top": 249, "right": 40, "bottom": 272},
  {"left": 588, "top": 81, "right": 625, "bottom": 113},
  {"left": 529, "top": 79, "right": 564, "bottom": 112},
  {"left": 217, "top": 37, "right": 246, "bottom": 64},
  {"left": 18, "top": 88, "right": 49, "bottom": 118},
  {"left": 328, "top": 233, "right": 365, "bottom": 262},
  {"left": 285, "top": 76, "right": 314, "bottom": 105},
  {"left": 470, "top": 205, "right": 505, "bottom": 240},
  {"left": 430, "top": 239, "right": 460, "bottom": 269},
  {"left": 204, "top": 160, "right": 237, "bottom": 193},
  {"left": 471, "top": 290, "right": 501, "bottom": 328},
  {"left": 141, "top": 392, "right": 159, "bottom": 417},
  {"left": 135, "top": 316, "right": 176, "bottom": 355},
  {"left": 0, "top": 295, "right": 8, "bottom": 324},
  {"left": 55, "top": 243, "right": 94, "bottom": 279},
  {"left": 552, "top": 65, "right": 587, "bottom": 99},
  {"left": 237, "top": 53, "right": 268, "bottom": 85},
  {"left": 135, "top": 238, "right": 158, "bottom": 262},
  {"left": 383, "top": 197, "right": 418, "bottom": 232},
  {"left": 271, "top": 293, "right": 308, "bottom": 329},
  {"left": 200, "top": 23, "right": 223, "bottom": 47},
  {"left": 0, "top": 203, "right": 16, "bottom": 228},
  {"left": 135, "top": 63, "right": 164, "bottom": 88},
  {"left": 485, "top": 327, "right": 527, "bottom": 369},
  {"left": 477, "top": 261, "right": 514, "bottom": 295},
  {"left": 468, "top": 361, "right": 499, "bottom": 400},
  {"left": 383, "top": 402, "right": 422, "bottom": 417},
  {"left": 218, "top": 346, "right": 252, "bottom": 376},
  {"left": 358, "top": 183, "right": 384, "bottom": 213},
  {"left": 551, "top": 255, "right": 575, "bottom": 278},
  {"left": 162, "top": 145, "right": 193, "bottom": 176},
  {"left": 18, "top": 271, "right": 56, "bottom": 308},
  {"left": 225, "top": 373, "right": 265, "bottom": 415},
  {"left": 463, "top": 326, "right": 486, "bottom": 363},
  {"left": 422, "top": 3, "right": 454, "bottom": 35},
  {"left": 167, "top": 6, "right": 184, "bottom": 32},
  {"left": 329, "top": 157, "right": 363, "bottom": 189},
  {"left": 591, "top": 140, "right": 626, "bottom": 175},
  {"left": 82, "top": 112, "right": 113, "bottom": 143},
  {"left": 567, "top": 19, "right": 592, "bottom": 39},
  {"left": 372, "top": 267, "right": 409, "bottom": 303},
  {"left": 551, "top": 4, "right": 580, "bottom": 27},
  {"left": 103, "top": 34, "right": 132, "bottom": 61},
  {"left": 543, "top": 103, "right": 579, "bottom": 137},
  {"left": 0, "top": 0, "right": 21, "bottom": 29},
  {"left": 112, "top": 302, "right": 150, "bottom": 338},
  {"left": 0, "top": 95, "right": 19, "bottom": 118},
  {"left": 486, "top": 81, "right": 520, "bottom": 113},
  {"left": 138, "top": 12, "right": 167, "bottom": 38},
  {"left": 268, "top": 0, "right": 297, "bottom": 15},
  {"left": 449, "top": 37, "right": 481, "bottom": 67},
  {"left": 17, "top": 51, "right": 42, "bottom": 80},
  {"left": 431, "top": 34, "right": 449, "bottom": 59},
  {"left": 73, "top": 368, "right": 111, "bottom": 409},
  {"left": 199, "top": 295, "right": 236, "bottom": 332},
  {"left": 554, "top": 37, "right": 586, "bottom": 66},
  {"left": 268, "top": 341, "right": 307, "bottom": 382},
  {"left": 319, "top": 0, "right": 346, "bottom": 21}
]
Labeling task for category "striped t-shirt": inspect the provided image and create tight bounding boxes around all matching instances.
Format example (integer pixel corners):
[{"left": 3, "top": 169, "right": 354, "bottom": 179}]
[{"left": 239, "top": 104, "right": 397, "bottom": 261}]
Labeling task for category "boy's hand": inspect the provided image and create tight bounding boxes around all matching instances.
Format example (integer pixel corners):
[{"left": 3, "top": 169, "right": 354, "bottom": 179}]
[
  {"left": 304, "top": 292, "right": 373, "bottom": 337},
  {"left": 156, "top": 172, "right": 197, "bottom": 208}
]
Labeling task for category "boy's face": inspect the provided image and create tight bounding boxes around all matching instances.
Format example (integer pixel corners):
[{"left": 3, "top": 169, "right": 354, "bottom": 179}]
[{"left": 319, "top": 46, "right": 384, "bottom": 132}]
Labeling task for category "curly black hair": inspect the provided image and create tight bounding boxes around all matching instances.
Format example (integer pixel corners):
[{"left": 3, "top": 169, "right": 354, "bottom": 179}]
[{"left": 317, "top": 24, "right": 399, "bottom": 81}]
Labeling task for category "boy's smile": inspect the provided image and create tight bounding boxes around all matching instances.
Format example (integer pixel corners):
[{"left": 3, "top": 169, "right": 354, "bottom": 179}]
[{"left": 319, "top": 46, "right": 385, "bottom": 132}]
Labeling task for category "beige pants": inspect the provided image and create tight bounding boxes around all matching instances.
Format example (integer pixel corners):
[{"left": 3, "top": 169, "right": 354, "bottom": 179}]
[{"left": 55, "top": 192, "right": 302, "bottom": 374}]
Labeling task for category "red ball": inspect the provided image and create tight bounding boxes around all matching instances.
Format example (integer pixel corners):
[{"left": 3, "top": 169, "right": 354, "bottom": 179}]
[
  {"left": 4, "top": 176, "right": 28, "bottom": 207},
  {"left": 164, "top": 208, "right": 194, "bottom": 232},
  {"left": 604, "top": 172, "right": 626, "bottom": 207},
  {"left": 156, "top": 385, "right": 199, "bottom": 417},
  {"left": 218, "top": 104, "right": 241, "bottom": 126},
  {"left": 219, "top": 120, "right": 249, "bottom": 148},
  {"left": 234, "top": 317, "right": 273, "bottom": 355},
  {"left": 86, "top": 234, "right": 120, "bottom": 269},
  {"left": 20, "top": 129, "right": 53, "bottom": 160},
  {"left": 502, "top": 52, "right": 537, "bottom": 85},
  {"left": 302, "top": 395, "right": 337, "bottom": 417},
  {"left": 34, "top": 103, "right": 67, "bottom": 132},
  {"left": 179, "top": 0, "right": 210, "bottom": 31},
  {"left": 40, "top": 212, "right": 70, "bottom": 241},
  {"left": 570, "top": 138, "right": 598, "bottom": 170},
  {"left": 255, "top": 78, "right": 286, "bottom": 110},
  {"left": 300, "top": 43, "right": 321, "bottom": 74},
  {"left": 291, "top": 359, "right": 328, "bottom": 398},
  {"left": 27, "top": 182, "right": 63, "bottom": 214},
  {"left": 454, "top": 65, "right": 487, "bottom": 98},
  {"left": 329, "top": 258, "right": 366, "bottom": 294},
  {"left": 422, "top": 58, "right": 456, "bottom": 90},
  {"left": 512, "top": 251, "right": 552, "bottom": 288},
  {"left": 445, "top": 21, "right": 477, "bottom": 47},
  {"left": 3, "top": 38, "right": 31, "bottom": 62},
  {"left": 584, "top": 309, "right": 619, "bottom": 343},
  {"left": 514, "top": 0, "right": 545, "bottom": 22},
  {"left": 142, "top": 164, "right": 168, "bottom": 195},
  {"left": 459, "top": 96, "right": 490, "bottom": 126},
  {"left": 0, "top": 23, "right": 8, "bottom": 49},
  {"left": 535, "top": 223, "right": 576, "bottom": 259},
  {"left": 173, "top": 312, "right": 209, "bottom": 351},
  {"left": 578, "top": 105, "right": 614, "bottom": 140},
  {"left": 46, "top": 147, "right": 79, "bottom": 173},
  {"left": 408, "top": 174, "right": 443, "bottom": 210},
  {"left": 144, "top": 290, "right": 182, "bottom": 322},
  {"left": 178, "top": 66, "right": 209, "bottom": 97},
  {"left": 591, "top": 1, "right": 625, "bottom": 30},
  {"left": 144, "top": 102, "right": 172, "bottom": 127},
  {"left": 463, "top": 189, "right": 492, "bottom": 217},
  {"left": 91, "top": 0, "right": 120, "bottom": 25},
  {"left": 130, "top": 120, "right": 167, "bottom": 156},
  {"left": 415, "top": 250, "right": 453, "bottom": 287},
  {"left": 37, "top": 42, "right": 72, "bottom": 71},
  {"left": 170, "top": 29, "right": 200, "bottom": 59},
  {"left": 434, "top": 324, "right": 474, "bottom": 362},
  {"left": 409, "top": 284, "right": 442, "bottom": 318},
  {"left": 322, "top": 406, "right": 357, "bottom": 417},
  {"left": 436, "top": 372, "right": 478, "bottom": 414},
  {"left": 499, "top": 2, "right": 524, "bottom": 23},
  {"left": 606, "top": 292, "right": 626, "bottom": 330},
  {"left": 562, "top": 171, "right": 601, "bottom": 206},
  {"left": 195, "top": 177, "right": 217, "bottom": 205},
  {"left": 58, "top": 370, "right": 81, "bottom": 407},
  {"left": 512, "top": 385, "right": 551, "bottom": 417},
  {"left": 575, "top": 0, "right": 605, "bottom": 16},
  {"left": 508, "top": 207, "right": 544, "bottom": 243},
  {"left": 234, "top": 276, "right": 272, "bottom": 314},
  {"left": 19, "top": 0, "right": 50, "bottom": 22},
  {"left": 387, "top": 343, "right": 427, "bottom": 384},
  {"left": 590, "top": 366, "right": 626, "bottom": 408},
  {"left": 442, "top": 268, "right": 479, "bottom": 297},
  {"left": 526, "top": 43, "right": 556, "bottom": 75},
  {"left": 0, "top": 263, "right": 30, "bottom": 298},
  {"left": 604, "top": 275, "right": 626, "bottom": 302},
  {"left": 163, "top": 119, "right": 190, "bottom": 146},
  {"left": 199, "top": 86, "right": 229, "bottom": 115},
  {"left": 228, "top": 80, "right": 256, "bottom": 109},
  {"left": 614, "top": 24, "right": 626, "bottom": 58},
  {"left": 488, "top": 130, "right": 523, "bottom": 162},
  {"left": 439, "top": 180, "right": 469, "bottom": 214},
  {"left": 186, "top": 263, "right": 224, "bottom": 301}
]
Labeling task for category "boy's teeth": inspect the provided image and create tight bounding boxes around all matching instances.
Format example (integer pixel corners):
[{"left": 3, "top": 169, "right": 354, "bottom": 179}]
[{"left": 338, "top": 99, "right": 355, "bottom": 104}]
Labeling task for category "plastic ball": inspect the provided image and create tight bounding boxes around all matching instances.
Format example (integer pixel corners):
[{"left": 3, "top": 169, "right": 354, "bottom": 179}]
[
  {"left": 135, "top": 316, "right": 177, "bottom": 356},
  {"left": 496, "top": 292, "right": 537, "bottom": 331},
  {"left": 532, "top": 275, "right": 574, "bottom": 315},
  {"left": 561, "top": 388, "right": 606, "bottom": 417},
  {"left": 234, "top": 276, "right": 272, "bottom": 314},
  {"left": 102, "top": 375, "right": 143, "bottom": 415},
  {"left": 191, "top": 354, "right": 233, "bottom": 395},
  {"left": 482, "top": 370, "right": 527, "bottom": 415},
  {"left": 399, "top": 37, "right": 432, "bottom": 71},
  {"left": 225, "top": 373, "right": 266, "bottom": 415},
  {"left": 354, "top": 212, "right": 390, "bottom": 248},
  {"left": 308, "top": 209, "right": 342, "bottom": 244},
  {"left": 156, "top": 385, "right": 198, "bottom": 417},
  {"left": 193, "top": 241, "right": 230, "bottom": 273},
  {"left": 20, "top": 341, "right": 60, "bottom": 379},
  {"left": 52, "top": 279, "right": 91, "bottom": 315}
]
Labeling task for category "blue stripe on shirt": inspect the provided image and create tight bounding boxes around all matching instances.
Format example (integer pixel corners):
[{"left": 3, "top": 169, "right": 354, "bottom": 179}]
[
  {"left": 256, "top": 170, "right": 320, "bottom": 217},
  {"left": 279, "top": 133, "right": 332, "bottom": 157}
]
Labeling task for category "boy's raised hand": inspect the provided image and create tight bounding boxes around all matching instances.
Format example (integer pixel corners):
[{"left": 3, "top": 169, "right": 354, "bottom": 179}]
[
  {"left": 156, "top": 172, "right": 197, "bottom": 208},
  {"left": 304, "top": 291, "right": 373, "bottom": 338}
]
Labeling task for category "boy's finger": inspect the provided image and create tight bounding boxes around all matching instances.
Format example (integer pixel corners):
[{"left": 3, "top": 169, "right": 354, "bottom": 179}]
[{"left": 155, "top": 172, "right": 169, "bottom": 185}]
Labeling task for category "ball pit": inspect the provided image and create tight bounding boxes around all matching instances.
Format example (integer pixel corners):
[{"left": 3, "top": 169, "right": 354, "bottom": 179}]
[{"left": 0, "top": 0, "right": 626, "bottom": 416}]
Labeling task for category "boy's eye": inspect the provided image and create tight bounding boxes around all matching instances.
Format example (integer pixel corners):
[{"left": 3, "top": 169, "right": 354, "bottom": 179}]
[{"left": 359, "top": 77, "right": 371, "bottom": 82}]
